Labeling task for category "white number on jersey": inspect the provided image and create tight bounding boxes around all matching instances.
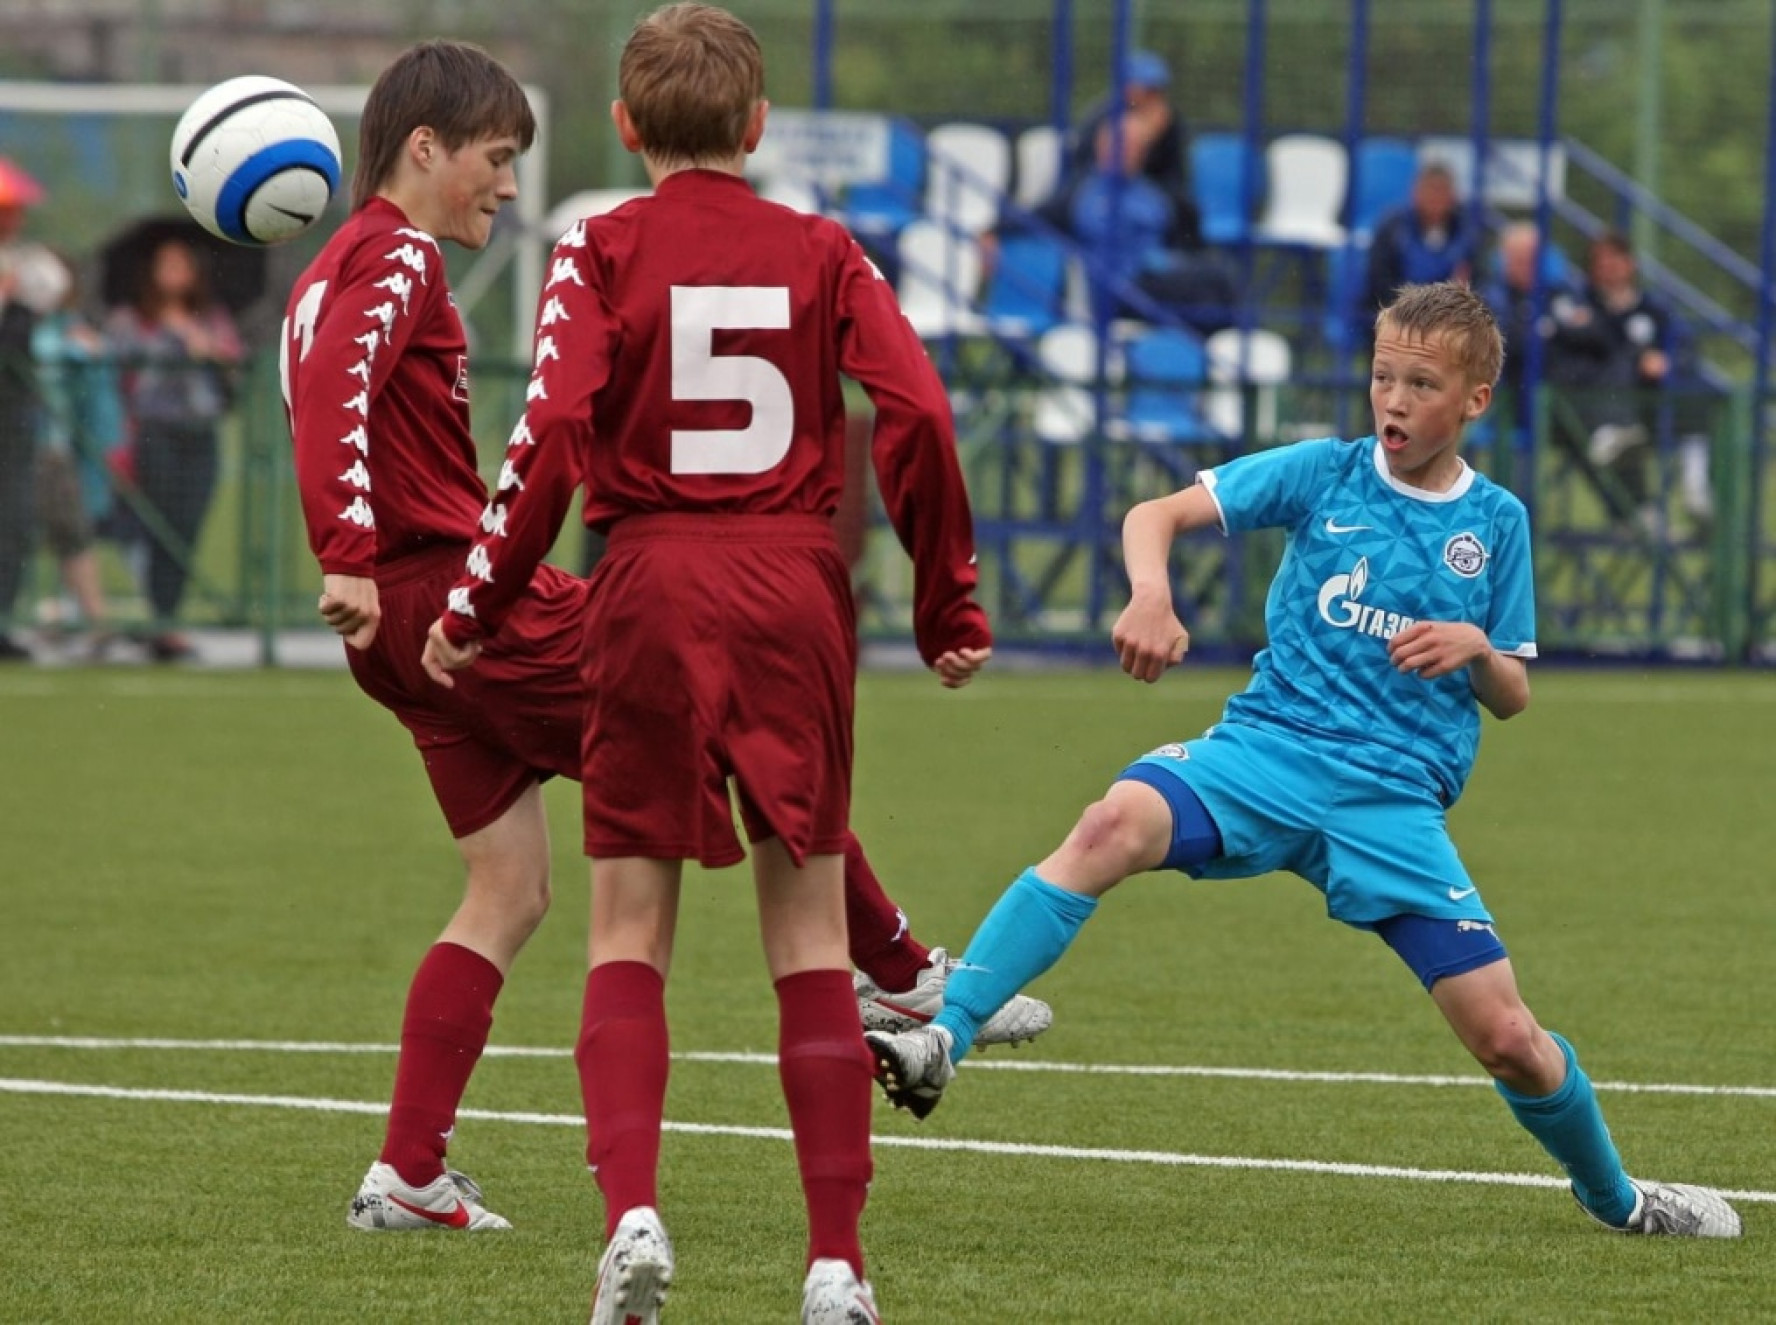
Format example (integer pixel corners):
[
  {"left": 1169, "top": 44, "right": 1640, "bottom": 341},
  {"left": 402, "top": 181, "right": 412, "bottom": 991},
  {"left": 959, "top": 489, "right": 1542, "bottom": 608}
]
[
  {"left": 668, "top": 285, "right": 793, "bottom": 475},
  {"left": 279, "top": 279, "right": 329, "bottom": 409}
]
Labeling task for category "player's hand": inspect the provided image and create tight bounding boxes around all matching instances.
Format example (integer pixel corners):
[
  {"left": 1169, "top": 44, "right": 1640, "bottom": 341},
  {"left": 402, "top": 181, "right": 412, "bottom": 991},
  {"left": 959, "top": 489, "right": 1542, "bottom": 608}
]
[
  {"left": 318, "top": 573, "right": 381, "bottom": 650},
  {"left": 933, "top": 646, "right": 991, "bottom": 689},
  {"left": 1387, "top": 620, "right": 1489, "bottom": 680},
  {"left": 421, "top": 618, "right": 481, "bottom": 689},
  {"left": 1112, "top": 586, "right": 1188, "bottom": 683}
]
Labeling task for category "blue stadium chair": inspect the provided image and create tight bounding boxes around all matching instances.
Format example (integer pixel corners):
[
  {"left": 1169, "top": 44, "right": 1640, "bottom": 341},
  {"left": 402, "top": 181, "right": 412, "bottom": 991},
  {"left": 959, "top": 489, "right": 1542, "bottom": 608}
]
[
  {"left": 1116, "top": 326, "right": 1221, "bottom": 444},
  {"left": 981, "top": 232, "right": 1069, "bottom": 340},
  {"left": 1348, "top": 136, "right": 1420, "bottom": 241},
  {"left": 841, "top": 119, "right": 928, "bottom": 250},
  {"left": 1191, "top": 133, "right": 1261, "bottom": 247},
  {"left": 1322, "top": 240, "right": 1370, "bottom": 354}
]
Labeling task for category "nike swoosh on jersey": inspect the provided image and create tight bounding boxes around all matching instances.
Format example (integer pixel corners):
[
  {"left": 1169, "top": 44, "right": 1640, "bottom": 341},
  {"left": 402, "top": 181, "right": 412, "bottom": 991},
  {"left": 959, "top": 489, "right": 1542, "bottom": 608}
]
[
  {"left": 1447, "top": 885, "right": 1478, "bottom": 901},
  {"left": 387, "top": 1193, "right": 472, "bottom": 1228},
  {"left": 1324, "top": 517, "right": 1373, "bottom": 534}
]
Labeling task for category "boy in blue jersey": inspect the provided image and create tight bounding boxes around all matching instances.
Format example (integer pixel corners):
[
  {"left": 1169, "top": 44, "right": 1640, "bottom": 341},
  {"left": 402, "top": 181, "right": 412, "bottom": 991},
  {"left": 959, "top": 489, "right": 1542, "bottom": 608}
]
[{"left": 867, "top": 282, "right": 1741, "bottom": 1239}]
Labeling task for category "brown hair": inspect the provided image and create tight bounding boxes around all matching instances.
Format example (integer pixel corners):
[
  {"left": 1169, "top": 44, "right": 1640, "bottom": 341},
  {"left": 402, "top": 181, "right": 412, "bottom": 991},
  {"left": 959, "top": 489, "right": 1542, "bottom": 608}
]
[
  {"left": 619, "top": 3, "right": 764, "bottom": 167},
  {"left": 1374, "top": 281, "right": 1503, "bottom": 387},
  {"left": 352, "top": 39, "right": 537, "bottom": 210},
  {"left": 135, "top": 236, "right": 214, "bottom": 318}
]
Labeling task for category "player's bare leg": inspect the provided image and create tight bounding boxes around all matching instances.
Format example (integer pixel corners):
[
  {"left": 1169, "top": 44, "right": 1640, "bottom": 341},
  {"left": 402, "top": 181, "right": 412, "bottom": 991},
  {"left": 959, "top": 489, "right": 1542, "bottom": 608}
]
[
  {"left": 755, "top": 839, "right": 876, "bottom": 1304},
  {"left": 584, "top": 857, "right": 681, "bottom": 1323},
  {"left": 1434, "top": 959, "right": 1740, "bottom": 1237},
  {"left": 349, "top": 782, "right": 552, "bottom": 1231}
]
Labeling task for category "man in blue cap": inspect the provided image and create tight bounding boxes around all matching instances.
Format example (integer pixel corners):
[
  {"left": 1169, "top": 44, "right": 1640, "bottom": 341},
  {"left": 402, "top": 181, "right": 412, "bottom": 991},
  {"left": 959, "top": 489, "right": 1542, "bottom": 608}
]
[{"left": 1064, "top": 49, "right": 1197, "bottom": 248}]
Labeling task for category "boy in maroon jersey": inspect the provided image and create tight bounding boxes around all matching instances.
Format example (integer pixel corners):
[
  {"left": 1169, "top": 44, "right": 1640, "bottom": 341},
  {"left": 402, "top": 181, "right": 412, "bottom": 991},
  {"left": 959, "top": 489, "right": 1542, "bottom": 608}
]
[
  {"left": 283, "top": 38, "right": 1038, "bottom": 1247},
  {"left": 423, "top": 6, "right": 990, "bottom": 1320}
]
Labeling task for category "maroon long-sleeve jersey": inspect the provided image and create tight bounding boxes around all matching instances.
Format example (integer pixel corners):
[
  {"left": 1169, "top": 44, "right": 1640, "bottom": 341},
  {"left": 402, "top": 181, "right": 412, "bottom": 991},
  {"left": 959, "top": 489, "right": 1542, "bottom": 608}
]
[
  {"left": 442, "top": 169, "right": 989, "bottom": 665},
  {"left": 283, "top": 197, "right": 485, "bottom": 576}
]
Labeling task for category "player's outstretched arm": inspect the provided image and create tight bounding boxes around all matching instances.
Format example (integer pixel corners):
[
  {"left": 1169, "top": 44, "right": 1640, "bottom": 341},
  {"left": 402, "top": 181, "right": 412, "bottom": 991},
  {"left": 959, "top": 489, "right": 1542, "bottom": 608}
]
[
  {"left": 932, "top": 646, "right": 992, "bottom": 689},
  {"left": 1113, "top": 485, "right": 1219, "bottom": 682}
]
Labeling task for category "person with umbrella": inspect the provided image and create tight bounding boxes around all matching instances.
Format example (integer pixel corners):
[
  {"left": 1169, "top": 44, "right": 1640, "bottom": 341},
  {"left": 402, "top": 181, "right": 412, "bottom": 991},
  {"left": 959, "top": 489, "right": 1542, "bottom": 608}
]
[{"left": 104, "top": 228, "right": 244, "bottom": 661}]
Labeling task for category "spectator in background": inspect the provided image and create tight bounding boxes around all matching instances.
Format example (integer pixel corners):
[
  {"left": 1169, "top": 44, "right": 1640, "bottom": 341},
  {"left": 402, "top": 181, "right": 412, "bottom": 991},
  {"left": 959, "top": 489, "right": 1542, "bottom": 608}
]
[
  {"left": 0, "top": 157, "right": 59, "bottom": 662},
  {"left": 1064, "top": 50, "right": 1199, "bottom": 249},
  {"left": 1003, "top": 110, "right": 1233, "bottom": 332},
  {"left": 32, "top": 249, "right": 123, "bottom": 654},
  {"left": 1545, "top": 231, "right": 1715, "bottom": 531},
  {"left": 1481, "top": 221, "right": 1576, "bottom": 431},
  {"left": 106, "top": 234, "right": 243, "bottom": 661},
  {"left": 1362, "top": 161, "right": 1478, "bottom": 333}
]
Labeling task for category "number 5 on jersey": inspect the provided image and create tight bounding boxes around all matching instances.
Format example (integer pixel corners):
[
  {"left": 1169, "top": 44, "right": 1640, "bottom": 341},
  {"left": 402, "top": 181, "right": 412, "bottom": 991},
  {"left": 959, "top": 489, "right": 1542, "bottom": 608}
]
[{"left": 670, "top": 285, "right": 792, "bottom": 475}]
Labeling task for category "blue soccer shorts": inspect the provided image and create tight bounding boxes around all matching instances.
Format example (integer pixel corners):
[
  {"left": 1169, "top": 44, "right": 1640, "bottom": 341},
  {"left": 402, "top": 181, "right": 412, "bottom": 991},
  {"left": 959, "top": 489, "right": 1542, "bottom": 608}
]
[{"left": 1119, "top": 721, "right": 1494, "bottom": 930}]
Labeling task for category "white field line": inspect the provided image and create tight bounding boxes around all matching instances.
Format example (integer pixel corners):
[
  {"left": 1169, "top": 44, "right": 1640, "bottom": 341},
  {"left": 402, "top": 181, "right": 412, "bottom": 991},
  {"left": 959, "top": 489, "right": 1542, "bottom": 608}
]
[
  {"left": 3, "top": 1035, "right": 1774, "bottom": 1101},
  {"left": 1, "top": 1074, "right": 1772, "bottom": 1207}
]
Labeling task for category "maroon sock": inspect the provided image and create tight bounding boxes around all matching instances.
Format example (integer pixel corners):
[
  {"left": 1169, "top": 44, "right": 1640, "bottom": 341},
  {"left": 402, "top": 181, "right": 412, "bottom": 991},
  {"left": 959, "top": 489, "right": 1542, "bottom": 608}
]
[
  {"left": 380, "top": 942, "right": 503, "bottom": 1187},
  {"left": 842, "top": 830, "right": 931, "bottom": 992},
  {"left": 776, "top": 968, "right": 874, "bottom": 1277},
  {"left": 577, "top": 961, "right": 669, "bottom": 1239}
]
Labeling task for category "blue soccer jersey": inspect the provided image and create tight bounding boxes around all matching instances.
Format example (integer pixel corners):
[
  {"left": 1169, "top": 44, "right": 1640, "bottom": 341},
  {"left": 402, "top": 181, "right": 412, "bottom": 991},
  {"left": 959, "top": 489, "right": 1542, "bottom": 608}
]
[{"left": 1200, "top": 436, "right": 1536, "bottom": 804}]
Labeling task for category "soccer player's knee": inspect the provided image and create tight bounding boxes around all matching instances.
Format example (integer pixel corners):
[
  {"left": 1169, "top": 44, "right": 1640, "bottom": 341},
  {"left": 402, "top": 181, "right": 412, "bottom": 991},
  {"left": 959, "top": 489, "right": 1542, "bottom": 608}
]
[
  {"left": 1068, "top": 796, "right": 1153, "bottom": 872},
  {"left": 1465, "top": 1014, "right": 1541, "bottom": 1079}
]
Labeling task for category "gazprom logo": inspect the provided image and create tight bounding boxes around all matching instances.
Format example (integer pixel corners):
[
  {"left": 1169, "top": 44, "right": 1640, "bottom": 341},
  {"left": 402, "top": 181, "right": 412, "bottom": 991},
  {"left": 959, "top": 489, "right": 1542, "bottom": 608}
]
[{"left": 1317, "top": 556, "right": 1417, "bottom": 640}]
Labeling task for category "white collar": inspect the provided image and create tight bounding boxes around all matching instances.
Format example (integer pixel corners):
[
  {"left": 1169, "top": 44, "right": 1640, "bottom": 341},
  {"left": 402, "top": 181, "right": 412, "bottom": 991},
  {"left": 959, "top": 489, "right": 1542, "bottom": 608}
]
[{"left": 1370, "top": 438, "right": 1475, "bottom": 503}]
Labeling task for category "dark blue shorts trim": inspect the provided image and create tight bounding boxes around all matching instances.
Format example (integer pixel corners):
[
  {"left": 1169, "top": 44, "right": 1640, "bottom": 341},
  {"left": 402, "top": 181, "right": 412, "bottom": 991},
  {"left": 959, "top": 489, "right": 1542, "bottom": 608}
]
[
  {"left": 1117, "top": 762, "right": 1224, "bottom": 871},
  {"left": 1375, "top": 913, "right": 1509, "bottom": 991}
]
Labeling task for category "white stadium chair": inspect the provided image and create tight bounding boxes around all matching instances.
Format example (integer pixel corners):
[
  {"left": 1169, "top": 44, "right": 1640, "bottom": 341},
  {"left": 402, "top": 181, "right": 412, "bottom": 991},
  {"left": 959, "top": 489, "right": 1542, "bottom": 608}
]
[
  {"left": 924, "top": 121, "right": 1012, "bottom": 234},
  {"left": 896, "top": 218, "right": 984, "bottom": 339},
  {"left": 1013, "top": 123, "right": 1066, "bottom": 210},
  {"left": 1204, "top": 326, "right": 1292, "bottom": 441},
  {"left": 1256, "top": 133, "right": 1348, "bottom": 249}
]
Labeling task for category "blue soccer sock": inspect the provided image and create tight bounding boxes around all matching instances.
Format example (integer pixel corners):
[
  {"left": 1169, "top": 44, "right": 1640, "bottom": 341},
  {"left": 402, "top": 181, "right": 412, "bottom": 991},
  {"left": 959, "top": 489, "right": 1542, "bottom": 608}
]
[
  {"left": 1495, "top": 1030, "right": 1638, "bottom": 1226},
  {"left": 931, "top": 868, "right": 1098, "bottom": 1065}
]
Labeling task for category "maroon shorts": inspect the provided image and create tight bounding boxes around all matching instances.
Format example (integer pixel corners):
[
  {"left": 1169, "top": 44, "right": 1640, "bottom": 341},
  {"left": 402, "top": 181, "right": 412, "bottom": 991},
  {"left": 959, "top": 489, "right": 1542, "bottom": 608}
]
[
  {"left": 581, "top": 514, "right": 857, "bottom": 868},
  {"left": 347, "top": 544, "right": 588, "bottom": 838}
]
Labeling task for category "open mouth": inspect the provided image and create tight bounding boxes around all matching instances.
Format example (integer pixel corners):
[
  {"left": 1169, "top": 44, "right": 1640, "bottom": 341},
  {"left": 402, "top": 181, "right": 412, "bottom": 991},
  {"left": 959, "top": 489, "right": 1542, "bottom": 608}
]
[{"left": 1381, "top": 424, "right": 1410, "bottom": 451}]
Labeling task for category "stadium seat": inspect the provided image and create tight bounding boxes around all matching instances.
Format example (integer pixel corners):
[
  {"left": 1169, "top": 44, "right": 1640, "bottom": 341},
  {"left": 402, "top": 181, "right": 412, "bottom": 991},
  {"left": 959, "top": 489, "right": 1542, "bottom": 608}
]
[
  {"left": 1115, "top": 325, "right": 1219, "bottom": 444},
  {"left": 1203, "top": 326, "right": 1292, "bottom": 441},
  {"left": 1322, "top": 240, "right": 1370, "bottom": 353},
  {"left": 981, "top": 232, "right": 1069, "bottom": 340},
  {"left": 1013, "top": 123, "right": 1066, "bottom": 210},
  {"left": 924, "top": 121, "right": 1012, "bottom": 234},
  {"left": 841, "top": 117, "right": 927, "bottom": 247},
  {"left": 1031, "top": 322, "right": 1123, "bottom": 446},
  {"left": 1190, "top": 133, "right": 1260, "bottom": 246},
  {"left": 896, "top": 218, "right": 984, "bottom": 339},
  {"left": 1348, "top": 136, "right": 1419, "bottom": 241},
  {"left": 1256, "top": 133, "right": 1348, "bottom": 249}
]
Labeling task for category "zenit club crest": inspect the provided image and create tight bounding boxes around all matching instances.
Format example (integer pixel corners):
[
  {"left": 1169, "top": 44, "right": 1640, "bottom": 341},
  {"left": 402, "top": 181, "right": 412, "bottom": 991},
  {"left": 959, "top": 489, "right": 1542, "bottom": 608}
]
[{"left": 1444, "top": 532, "right": 1488, "bottom": 578}]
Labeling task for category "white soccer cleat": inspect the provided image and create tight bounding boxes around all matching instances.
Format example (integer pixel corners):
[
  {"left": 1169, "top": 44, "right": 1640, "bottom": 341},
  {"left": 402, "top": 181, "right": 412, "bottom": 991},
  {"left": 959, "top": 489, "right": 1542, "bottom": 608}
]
[
  {"left": 854, "top": 947, "right": 1053, "bottom": 1047},
  {"left": 346, "top": 1161, "right": 512, "bottom": 1231},
  {"left": 865, "top": 1024, "right": 956, "bottom": 1121},
  {"left": 1580, "top": 1180, "right": 1743, "bottom": 1239},
  {"left": 590, "top": 1205, "right": 674, "bottom": 1325},
  {"left": 801, "top": 1257, "right": 882, "bottom": 1324}
]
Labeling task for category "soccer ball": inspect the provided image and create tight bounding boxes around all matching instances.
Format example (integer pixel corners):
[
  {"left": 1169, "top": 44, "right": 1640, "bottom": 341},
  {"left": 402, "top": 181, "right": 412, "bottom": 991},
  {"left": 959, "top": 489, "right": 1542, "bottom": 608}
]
[{"left": 170, "top": 75, "right": 342, "bottom": 246}]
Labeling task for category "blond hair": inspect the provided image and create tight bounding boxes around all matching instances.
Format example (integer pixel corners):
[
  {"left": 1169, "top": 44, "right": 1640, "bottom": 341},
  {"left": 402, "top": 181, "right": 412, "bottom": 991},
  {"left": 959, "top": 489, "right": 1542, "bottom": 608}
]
[
  {"left": 1375, "top": 281, "right": 1504, "bottom": 387},
  {"left": 619, "top": 3, "right": 764, "bottom": 167}
]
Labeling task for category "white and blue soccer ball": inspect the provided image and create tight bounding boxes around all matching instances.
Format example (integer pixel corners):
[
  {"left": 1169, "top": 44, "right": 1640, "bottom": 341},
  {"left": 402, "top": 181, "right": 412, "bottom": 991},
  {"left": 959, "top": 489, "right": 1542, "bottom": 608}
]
[{"left": 170, "top": 75, "right": 342, "bottom": 246}]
